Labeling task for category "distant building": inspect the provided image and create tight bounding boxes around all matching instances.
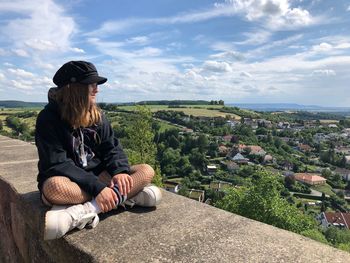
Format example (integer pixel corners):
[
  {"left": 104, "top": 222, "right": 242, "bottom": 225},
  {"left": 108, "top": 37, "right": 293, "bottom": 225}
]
[
  {"left": 225, "top": 161, "right": 239, "bottom": 171},
  {"left": 334, "top": 168, "right": 350, "bottom": 182},
  {"left": 294, "top": 173, "right": 326, "bottom": 185},
  {"left": 297, "top": 143, "right": 313, "bottom": 153},
  {"left": 210, "top": 180, "right": 233, "bottom": 192},
  {"left": 187, "top": 189, "right": 205, "bottom": 202},
  {"left": 318, "top": 212, "right": 350, "bottom": 229},
  {"left": 237, "top": 144, "right": 266, "bottom": 156},
  {"left": 222, "top": 135, "right": 233, "bottom": 142},
  {"left": 263, "top": 154, "right": 274, "bottom": 164},
  {"left": 163, "top": 181, "right": 180, "bottom": 193},
  {"left": 231, "top": 153, "right": 248, "bottom": 164},
  {"left": 218, "top": 145, "right": 229, "bottom": 156},
  {"left": 206, "top": 165, "right": 218, "bottom": 175}
]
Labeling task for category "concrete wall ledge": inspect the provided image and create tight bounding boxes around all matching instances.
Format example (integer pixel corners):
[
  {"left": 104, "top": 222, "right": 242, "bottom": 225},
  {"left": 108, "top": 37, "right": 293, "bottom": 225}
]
[{"left": 1, "top": 135, "right": 350, "bottom": 263}]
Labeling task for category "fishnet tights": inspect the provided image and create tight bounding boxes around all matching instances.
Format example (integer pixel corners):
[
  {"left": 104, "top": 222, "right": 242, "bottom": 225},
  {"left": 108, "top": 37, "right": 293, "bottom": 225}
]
[{"left": 42, "top": 164, "right": 155, "bottom": 206}]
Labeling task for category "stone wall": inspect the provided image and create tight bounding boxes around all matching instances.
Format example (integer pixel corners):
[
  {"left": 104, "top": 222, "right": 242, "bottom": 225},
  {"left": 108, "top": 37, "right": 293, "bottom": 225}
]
[{"left": 1, "top": 135, "right": 350, "bottom": 262}]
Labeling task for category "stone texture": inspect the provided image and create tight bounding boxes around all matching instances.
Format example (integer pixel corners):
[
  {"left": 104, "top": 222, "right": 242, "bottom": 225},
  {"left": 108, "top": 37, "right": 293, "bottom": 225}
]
[{"left": 1, "top": 135, "right": 350, "bottom": 263}]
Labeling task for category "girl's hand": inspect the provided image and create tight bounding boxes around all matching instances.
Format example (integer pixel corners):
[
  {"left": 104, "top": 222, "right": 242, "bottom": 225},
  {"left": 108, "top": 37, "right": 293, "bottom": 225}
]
[
  {"left": 110, "top": 173, "right": 134, "bottom": 195},
  {"left": 96, "top": 187, "right": 118, "bottom": 213}
]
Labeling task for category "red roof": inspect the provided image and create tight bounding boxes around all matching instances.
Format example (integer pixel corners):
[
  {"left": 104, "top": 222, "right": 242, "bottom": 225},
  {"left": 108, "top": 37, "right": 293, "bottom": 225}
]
[
  {"left": 324, "top": 212, "right": 350, "bottom": 229},
  {"left": 294, "top": 173, "right": 326, "bottom": 184}
]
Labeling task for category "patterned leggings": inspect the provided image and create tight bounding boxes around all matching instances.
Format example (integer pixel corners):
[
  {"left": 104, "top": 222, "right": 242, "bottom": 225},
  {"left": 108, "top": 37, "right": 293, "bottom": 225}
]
[{"left": 41, "top": 164, "right": 154, "bottom": 206}]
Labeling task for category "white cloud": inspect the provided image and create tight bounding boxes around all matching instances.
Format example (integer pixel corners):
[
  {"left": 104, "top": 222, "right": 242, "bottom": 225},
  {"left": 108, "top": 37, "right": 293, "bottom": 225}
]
[
  {"left": 10, "top": 80, "right": 34, "bottom": 90},
  {"left": 70, "top": 47, "right": 85, "bottom": 53},
  {"left": 236, "top": 30, "right": 272, "bottom": 45},
  {"left": 312, "top": 42, "right": 333, "bottom": 52},
  {"left": 312, "top": 69, "right": 336, "bottom": 76},
  {"left": 210, "top": 51, "right": 244, "bottom": 61},
  {"left": 240, "top": 71, "right": 252, "bottom": 78},
  {"left": 12, "top": 49, "right": 29, "bottom": 57},
  {"left": 0, "top": 48, "right": 8, "bottom": 56},
  {"left": 3, "top": 62, "right": 14, "bottom": 67},
  {"left": 134, "top": 47, "right": 163, "bottom": 57},
  {"left": 8, "top": 68, "right": 35, "bottom": 78},
  {"left": 127, "top": 36, "right": 149, "bottom": 45},
  {"left": 89, "top": 0, "right": 315, "bottom": 37},
  {"left": 0, "top": 0, "right": 76, "bottom": 54},
  {"left": 0, "top": 73, "right": 5, "bottom": 80},
  {"left": 221, "top": 0, "right": 314, "bottom": 30},
  {"left": 202, "top": 61, "right": 232, "bottom": 72},
  {"left": 347, "top": 5, "right": 350, "bottom": 12}
]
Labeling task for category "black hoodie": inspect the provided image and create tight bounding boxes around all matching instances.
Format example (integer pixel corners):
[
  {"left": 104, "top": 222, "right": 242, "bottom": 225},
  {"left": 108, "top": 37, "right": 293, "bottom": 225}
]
[{"left": 35, "top": 88, "right": 130, "bottom": 197}]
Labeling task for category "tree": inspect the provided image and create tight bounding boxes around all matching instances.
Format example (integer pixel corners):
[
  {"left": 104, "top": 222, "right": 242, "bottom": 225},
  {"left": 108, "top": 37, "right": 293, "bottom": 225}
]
[
  {"left": 125, "top": 106, "right": 162, "bottom": 186},
  {"left": 215, "top": 171, "right": 317, "bottom": 233},
  {"left": 300, "top": 229, "right": 328, "bottom": 244},
  {"left": 0, "top": 120, "right": 3, "bottom": 131}
]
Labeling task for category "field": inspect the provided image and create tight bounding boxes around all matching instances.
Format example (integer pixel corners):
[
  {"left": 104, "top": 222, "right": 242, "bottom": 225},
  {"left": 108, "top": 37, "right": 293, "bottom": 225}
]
[
  {"left": 0, "top": 108, "right": 41, "bottom": 137},
  {"left": 310, "top": 183, "right": 335, "bottom": 196},
  {"left": 118, "top": 105, "right": 241, "bottom": 119}
]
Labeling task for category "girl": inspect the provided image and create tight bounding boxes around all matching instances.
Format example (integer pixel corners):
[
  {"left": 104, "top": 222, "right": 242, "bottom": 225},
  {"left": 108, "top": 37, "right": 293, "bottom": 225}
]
[{"left": 35, "top": 61, "right": 161, "bottom": 240}]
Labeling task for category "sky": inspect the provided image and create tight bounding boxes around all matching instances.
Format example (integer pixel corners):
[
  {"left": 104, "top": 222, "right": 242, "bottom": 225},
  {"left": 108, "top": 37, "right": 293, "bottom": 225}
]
[{"left": 0, "top": 0, "right": 350, "bottom": 106}]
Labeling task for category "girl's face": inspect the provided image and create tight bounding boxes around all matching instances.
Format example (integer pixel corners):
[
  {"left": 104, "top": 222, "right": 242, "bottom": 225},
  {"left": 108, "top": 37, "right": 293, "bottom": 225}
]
[{"left": 88, "top": 83, "right": 98, "bottom": 104}]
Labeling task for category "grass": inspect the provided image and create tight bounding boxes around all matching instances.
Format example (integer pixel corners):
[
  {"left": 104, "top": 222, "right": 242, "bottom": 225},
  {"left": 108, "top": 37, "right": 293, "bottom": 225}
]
[
  {"left": 119, "top": 105, "right": 241, "bottom": 119},
  {"left": 311, "top": 183, "right": 334, "bottom": 196},
  {"left": 157, "top": 121, "right": 180, "bottom": 132}
]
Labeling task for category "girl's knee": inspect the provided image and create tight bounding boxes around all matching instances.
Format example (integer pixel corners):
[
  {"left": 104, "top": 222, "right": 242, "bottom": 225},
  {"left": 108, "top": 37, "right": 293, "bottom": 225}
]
[
  {"left": 42, "top": 176, "right": 71, "bottom": 195},
  {"left": 131, "top": 163, "right": 155, "bottom": 179}
]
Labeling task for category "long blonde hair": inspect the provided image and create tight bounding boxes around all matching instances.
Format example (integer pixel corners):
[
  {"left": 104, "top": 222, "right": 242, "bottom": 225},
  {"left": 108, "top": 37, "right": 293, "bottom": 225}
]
[{"left": 56, "top": 83, "right": 101, "bottom": 128}]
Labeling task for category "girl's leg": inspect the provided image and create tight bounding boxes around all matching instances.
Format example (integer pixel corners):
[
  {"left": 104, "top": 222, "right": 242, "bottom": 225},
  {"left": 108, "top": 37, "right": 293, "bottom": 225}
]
[
  {"left": 42, "top": 176, "right": 91, "bottom": 205},
  {"left": 128, "top": 164, "right": 155, "bottom": 198},
  {"left": 42, "top": 164, "right": 155, "bottom": 205},
  {"left": 98, "top": 164, "right": 155, "bottom": 198}
]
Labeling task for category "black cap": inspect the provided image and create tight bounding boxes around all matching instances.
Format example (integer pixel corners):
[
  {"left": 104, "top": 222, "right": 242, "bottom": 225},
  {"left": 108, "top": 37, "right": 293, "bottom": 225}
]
[{"left": 53, "top": 61, "right": 107, "bottom": 87}]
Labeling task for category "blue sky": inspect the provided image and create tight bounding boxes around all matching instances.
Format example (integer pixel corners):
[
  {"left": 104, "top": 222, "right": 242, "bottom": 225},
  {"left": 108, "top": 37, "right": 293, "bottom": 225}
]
[{"left": 0, "top": 0, "right": 350, "bottom": 106}]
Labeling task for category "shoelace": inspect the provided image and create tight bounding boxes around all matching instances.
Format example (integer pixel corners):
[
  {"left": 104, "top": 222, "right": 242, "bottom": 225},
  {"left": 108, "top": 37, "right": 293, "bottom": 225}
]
[{"left": 76, "top": 213, "right": 99, "bottom": 230}]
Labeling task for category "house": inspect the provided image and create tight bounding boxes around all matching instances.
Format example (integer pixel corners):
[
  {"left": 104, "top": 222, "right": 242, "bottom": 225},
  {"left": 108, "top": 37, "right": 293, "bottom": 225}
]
[
  {"left": 257, "top": 135, "right": 268, "bottom": 141},
  {"left": 225, "top": 161, "right": 239, "bottom": 171},
  {"left": 345, "top": 156, "right": 350, "bottom": 164},
  {"left": 225, "top": 120, "right": 240, "bottom": 128},
  {"left": 328, "top": 124, "right": 338, "bottom": 128},
  {"left": 163, "top": 181, "right": 180, "bottom": 193},
  {"left": 257, "top": 119, "right": 272, "bottom": 128},
  {"left": 297, "top": 143, "right": 313, "bottom": 153},
  {"left": 222, "top": 135, "right": 233, "bottom": 142},
  {"left": 294, "top": 173, "right": 327, "bottom": 185},
  {"left": 313, "top": 133, "right": 327, "bottom": 143},
  {"left": 237, "top": 144, "right": 266, "bottom": 156},
  {"left": 277, "top": 122, "right": 291, "bottom": 129},
  {"left": 210, "top": 180, "right": 233, "bottom": 192},
  {"left": 243, "top": 118, "right": 258, "bottom": 129},
  {"left": 335, "top": 147, "right": 350, "bottom": 155},
  {"left": 263, "top": 154, "right": 274, "bottom": 164},
  {"left": 334, "top": 168, "right": 350, "bottom": 181},
  {"left": 218, "top": 145, "right": 229, "bottom": 156},
  {"left": 318, "top": 212, "right": 350, "bottom": 229},
  {"left": 187, "top": 189, "right": 205, "bottom": 202},
  {"left": 231, "top": 153, "right": 248, "bottom": 164},
  {"left": 206, "top": 165, "right": 218, "bottom": 175},
  {"left": 303, "top": 120, "right": 317, "bottom": 128},
  {"left": 280, "top": 137, "right": 291, "bottom": 143},
  {"left": 280, "top": 160, "right": 294, "bottom": 171}
]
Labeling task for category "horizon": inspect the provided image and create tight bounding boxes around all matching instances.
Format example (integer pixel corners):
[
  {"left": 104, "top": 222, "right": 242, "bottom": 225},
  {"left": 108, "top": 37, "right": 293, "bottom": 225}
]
[
  {"left": 1, "top": 99, "right": 350, "bottom": 110},
  {"left": 0, "top": 1, "right": 350, "bottom": 106}
]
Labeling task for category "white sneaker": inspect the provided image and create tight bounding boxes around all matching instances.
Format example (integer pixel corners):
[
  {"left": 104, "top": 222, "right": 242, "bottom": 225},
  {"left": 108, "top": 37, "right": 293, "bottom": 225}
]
[
  {"left": 124, "top": 185, "right": 162, "bottom": 208},
  {"left": 44, "top": 204, "right": 99, "bottom": 240}
]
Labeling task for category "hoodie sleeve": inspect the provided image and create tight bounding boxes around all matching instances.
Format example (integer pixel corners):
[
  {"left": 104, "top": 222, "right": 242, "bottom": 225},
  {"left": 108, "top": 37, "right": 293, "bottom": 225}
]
[
  {"left": 97, "top": 114, "right": 130, "bottom": 177},
  {"left": 35, "top": 114, "right": 106, "bottom": 197}
]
